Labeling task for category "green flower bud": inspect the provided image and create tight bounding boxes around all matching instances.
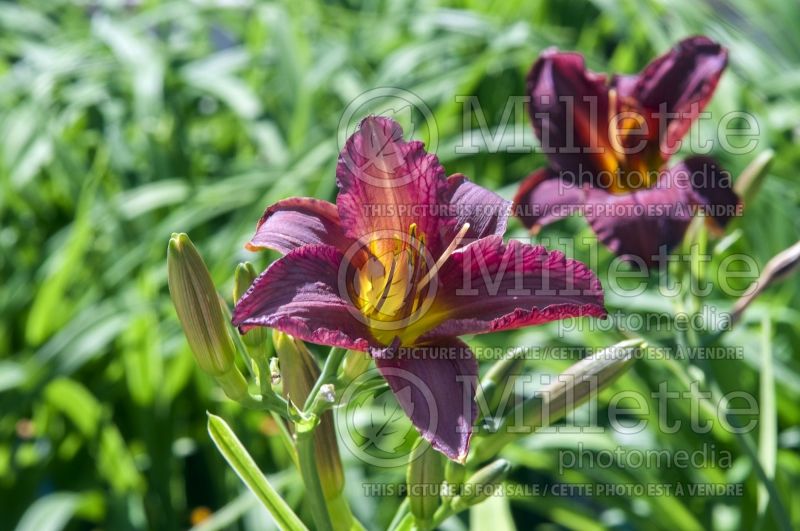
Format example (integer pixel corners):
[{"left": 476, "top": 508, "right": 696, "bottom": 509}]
[
  {"left": 470, "top": 339, "right": 643, "bottom": 463},
  {"left": 215, "top": 366, "right": 250, "bottom": 402},
  {"left": 167, "top": 233, "right": 237, "bottom": 377},
  {"left": 233, "top": 261, "right": 258, "bottom": 302},
  {"left": 731, "top": 239, "right": 800, "bottom": 326},
  {"left": 734, "top": 149, "right": 773, "bottom": 205},
  {"left": 451, "top": 459, "right": 511, "bottom": 511},
  {"left": 521, "top": 338, "right": 642, "bottom": 429},
  {"left": 233, "top": 262, "right": 269, "bottom": 350},
  {"left": 407, "top": 438, "right": 445, "bottom": 528},
  {"left": 341, "top": 350, "right": 372, "bottom": 383},
  {"left": 443, "top": 460, "right": 466, "bottom": 502},
  {"left": 475, "top": 348, "right": 526, "bottom": 416}
]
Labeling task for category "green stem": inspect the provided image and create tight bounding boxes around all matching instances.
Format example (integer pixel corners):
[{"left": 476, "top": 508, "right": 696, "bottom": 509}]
[
  {"left": 304, "top": 347, "right": 348, "bottom": 411},
  {"left": 236, "top": 390, "right": 290, "bottom": 418},
  {"left": 296, "top": 429, "right": 334, "bottom": 531},
  {"left": 426, "top": 503, "right": 457, "bottom": 530},
  {"left": 387, "top": 499, "right": 411, "bottom": 531},
  {"left": 272, "top": 411, "right": 299, "bottom": 469}
]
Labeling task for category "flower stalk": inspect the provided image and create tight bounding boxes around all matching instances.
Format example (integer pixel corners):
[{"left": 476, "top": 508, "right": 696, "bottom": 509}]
[{"left": 273, "top": 334, "right": 354, "bottom": 530}]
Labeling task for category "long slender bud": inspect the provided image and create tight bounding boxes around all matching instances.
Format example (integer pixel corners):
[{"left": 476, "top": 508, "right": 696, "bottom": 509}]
[
  {"left": 168, "top": 233, "right": 237, "bottom": 376},
  {"left": 451, "top": 459, "right": 511, "bottom": 511},
  {"left": 470, "top": 339, "right": 642, "bottom": 463},
  {"left": 734, "top": 149, "right": 773, "bottom": 204},
  {"left": 730, "top": 239, "right": 800, "bottom": 326},
  {"left": 475, "top": 347, "right": 526, "bottom": 418},
  {"left": 167, "top": 233, "right": 249, "bottom": 401},
  {"left": 233, "top": 262, "right": 269, "bottom": 351},
  {"left": 341, "top": 350, "right": 372, "bottom": 383},
  {"left": 407, "top": 438, "right": 445, "bottom": 528},
  {"left": 443, "top": 460, "right": 466, "bottom": 502}
]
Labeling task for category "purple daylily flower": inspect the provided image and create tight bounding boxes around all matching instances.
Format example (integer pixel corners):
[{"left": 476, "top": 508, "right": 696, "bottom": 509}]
[
  {"left": 233, "top": 116, "right": 606, "bottom": 461},
  {"left": 514, "top": 36, "right": 741, "bottom": 266}
]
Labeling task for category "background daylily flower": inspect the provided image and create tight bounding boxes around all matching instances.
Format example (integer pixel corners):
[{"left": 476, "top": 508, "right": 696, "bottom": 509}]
[
  {"left": 233, "top": 116, "right": 606, "bottom": 461},
  {"left": 515, "top": 36, "right": 741, "bottom": 265}
]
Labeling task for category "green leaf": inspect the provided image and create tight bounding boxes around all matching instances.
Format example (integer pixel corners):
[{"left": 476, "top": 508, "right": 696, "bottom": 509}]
[
  {"left": 357, "top": 386, "right": 412, "bottom": 454},
  {"left": 43, "top": 378, "right": 103, "bottom": 438},
  {"left": 0, "top": 361, "right": 26, "bottom": 392},
  {"left": 757, "top": 316, "right": 777, "bottom": 519},
  {"left": 470, "top": 494, "right": 515, "bottom": 531},
  {"left": 14, "top": 493, "right": 79, "bottom": 531},
  {"left": 206, "top": 413, "right": 307, "bottom": 531}
]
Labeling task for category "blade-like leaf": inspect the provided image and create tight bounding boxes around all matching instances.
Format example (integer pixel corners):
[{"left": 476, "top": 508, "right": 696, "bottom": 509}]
[{"left": 206, "top": 413, "right": 307, "bottom": 531}]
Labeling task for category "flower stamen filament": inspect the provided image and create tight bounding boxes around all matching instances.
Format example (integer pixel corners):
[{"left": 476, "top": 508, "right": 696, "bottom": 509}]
[{"left": 417, "top": 222, "right": 471, "bottom": 293}]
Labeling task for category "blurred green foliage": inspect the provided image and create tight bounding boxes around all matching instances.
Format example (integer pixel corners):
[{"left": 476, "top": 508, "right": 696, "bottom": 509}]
[{"left": 1, "top": 0, "right": 799, "bottom": 530}]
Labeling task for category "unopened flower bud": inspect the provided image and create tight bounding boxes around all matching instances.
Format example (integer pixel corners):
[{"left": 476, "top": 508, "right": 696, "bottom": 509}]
[
  {"left": 341, "top": 350, "right": 372, "bottom": 382},
  {"left": 731, "top": 239, "right": 800, "bottom": 326},
  {"left": 475, "top": 348, "right": 526, "bottom": 417},
  {"left": 233, "top": 262, "right": 268, "bottom": 350},
  {"left": 168, "top": 233, "right": 237, "bottom": 377},
  {"left": 471, "top": 339, "right": 642, "bottom": 463},
  {"left": 215, "top": 366, "right": 250, "bottom": 402},
  {"left": 525, "top": 339, "right": 641, "bottom": 429},
  {"left": 407, "top": 438, "right": 445, "bottom": 527},
  {"left": 734, "top": 149, "right": 773, "bottom": 205},
  {"left": 451, "top": 459, "right": 511, "bottom": 511},
  {"left": 443, "top": 460, "right": 466, "bottom": 501}
]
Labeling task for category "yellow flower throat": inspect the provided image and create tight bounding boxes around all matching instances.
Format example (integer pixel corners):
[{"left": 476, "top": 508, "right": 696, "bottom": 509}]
[{"left": 353, "top": 222, "right": 470, "bottom": 346}]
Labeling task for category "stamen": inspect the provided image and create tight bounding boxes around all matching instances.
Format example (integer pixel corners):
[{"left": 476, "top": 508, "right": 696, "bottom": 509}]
[
  {"left": 372, "top": 255, "right": 398, "bottom": 314},
  {"left": 607, "top": 88, "right": 625, "bottom": 163},
  {"left": 416, "top": 222, "right": 470, "bottom": 292}
]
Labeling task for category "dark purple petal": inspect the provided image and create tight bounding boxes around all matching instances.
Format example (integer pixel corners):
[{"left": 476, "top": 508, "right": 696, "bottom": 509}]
[
  {"left": 631, "top": 36, "right": 727, "bottom": 156},
  {"left": 582, "top": 157, "right": 738, "bottom": 266},
  {"left": 527, "top": 49, "right": 616, "bottom": 178},
  {"left": 443, "top": 173, "right": 511, "bottom": 242},
  {"left": 336, "top": 116, "right": 451, "bottom": 257},
  {"left": 513, "top": 167, "right": 585, "bottom": 231},
  {"left": 422, "top": 236, "right": 606, "bottom": 339},
  {"left": 609, "top": 74, "right": 639, "bottom": 100},
  {"left": 232, "top": 244, "right": 375, "bottom": 351},
  {"left": 373, "top": 337, "right": 478, "bottom": 462},
  {"left": 246, "top": 197, "right": 352, "bottom": 254},
  {"left": 682, "top": 156, "right": 741, "bottom": 230}
]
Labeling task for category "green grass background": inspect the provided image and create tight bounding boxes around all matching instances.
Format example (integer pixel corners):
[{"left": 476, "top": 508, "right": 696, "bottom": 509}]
[{"left": 1, "top": 0, "right": 799, "bottom": 530}]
